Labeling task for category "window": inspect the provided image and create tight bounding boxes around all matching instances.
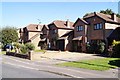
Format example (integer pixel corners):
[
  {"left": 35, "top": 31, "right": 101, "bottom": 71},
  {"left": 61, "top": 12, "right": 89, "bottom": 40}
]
[
  {"left": 77, "top": 25, "right": 83, "bottom": 31},
  {"left": 53, "top": 29, "right": 57, "bottom": 34},
  {"left": 94, "top": 23, "right": 102, "bottom": 30}
]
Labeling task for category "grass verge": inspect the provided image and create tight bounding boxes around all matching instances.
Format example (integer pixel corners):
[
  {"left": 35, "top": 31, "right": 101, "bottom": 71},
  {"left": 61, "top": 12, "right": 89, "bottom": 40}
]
[
  {"left": 0, "top": 51, "right": 6, "bottom": 54},
  {"left": 34, "top": 49, "right": 46, "bottom": 53},
  {"left": 56, "top": 58, "right": 120, "bottom": 71}
]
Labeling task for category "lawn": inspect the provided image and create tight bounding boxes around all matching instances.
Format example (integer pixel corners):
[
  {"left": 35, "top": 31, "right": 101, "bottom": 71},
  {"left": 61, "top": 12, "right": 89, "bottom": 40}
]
[
  {"left": 34, "top": 49, "right": 46, "bottom": 53},
  {"left": 0, "top": 49, "right": 15, "bottom": 55},
  {"left": 0, "top": 51, "right": 6, "bottom": 54},
  {"left": 56, "top": 58, "right": 120, "bottom": 71}
]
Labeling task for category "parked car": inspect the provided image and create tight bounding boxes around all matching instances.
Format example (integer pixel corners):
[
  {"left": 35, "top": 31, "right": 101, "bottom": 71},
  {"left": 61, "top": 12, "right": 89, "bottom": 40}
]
[{"left": 4, "top": 44, "right": 13, "bottom": 51}]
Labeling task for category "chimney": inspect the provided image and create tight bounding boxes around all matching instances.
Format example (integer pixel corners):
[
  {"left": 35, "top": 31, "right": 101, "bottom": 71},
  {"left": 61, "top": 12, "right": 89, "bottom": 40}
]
[
  {"left": 111, "top": 13, "right": 117, "bottom": 22},
  {"left": 66, "top": 19, "right": 70, "bottom": 28},
  {"left": 94, "top": 12, "right": 96, "bottom": 15}
]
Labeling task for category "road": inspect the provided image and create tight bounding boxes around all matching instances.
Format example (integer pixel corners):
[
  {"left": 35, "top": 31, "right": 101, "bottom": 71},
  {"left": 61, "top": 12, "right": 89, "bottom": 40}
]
[
  {"left": 1, "top": 54, "right": 119, "bottom": 79},
  {"left": 2, "top": 63, "right": 69, "bottom": 78},
  {"left": 2, "top": 55, "right": 70, "bottom": 78}
]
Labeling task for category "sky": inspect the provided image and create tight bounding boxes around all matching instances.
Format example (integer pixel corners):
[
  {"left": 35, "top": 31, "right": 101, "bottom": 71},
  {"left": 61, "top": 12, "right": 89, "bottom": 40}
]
[{"left": 1, "top": 2, "right": 119, "bottom": 28}]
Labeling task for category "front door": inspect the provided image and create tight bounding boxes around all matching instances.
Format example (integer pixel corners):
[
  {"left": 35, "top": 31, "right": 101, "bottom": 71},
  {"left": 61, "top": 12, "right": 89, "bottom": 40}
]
[
  {"left": 73, "top": 40, "right": 82, "bottom": 52},
  {"left": 57, "top": 40, "right": 64, "bottom": 51}
]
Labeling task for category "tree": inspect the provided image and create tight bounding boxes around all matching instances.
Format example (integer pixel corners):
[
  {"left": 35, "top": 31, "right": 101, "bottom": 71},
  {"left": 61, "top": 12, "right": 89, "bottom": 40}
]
[
  {"left": 100, "top": 9, "right": 113, "bottom": 15},
  {"left": 0, "top": 27, "right": 19, "bottom": 46},
  {"left": 100, "top": 9, "right": 120, "bottom": 18}
]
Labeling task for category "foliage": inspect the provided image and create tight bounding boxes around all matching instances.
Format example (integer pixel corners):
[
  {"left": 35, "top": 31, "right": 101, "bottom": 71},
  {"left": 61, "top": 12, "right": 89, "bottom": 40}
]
[
  {"left": 98, "top": 42, "right": 105, "bottom": 53},
  {"left": 86, "top": 43, "right": 98, "bottom": 53},
  {"left": 13, "top": 42, "right": 21, "bottom": 49},
  {"left": 39, "top": 42, "right": 47, "bottom": 50},
  {"left": 86, "top": 42, "right": 105, "bottom": 54},
  {"left": 20, "top": 44, "right": 28, "bottom": 54},
  {"left": 100, "top": 9, "right": 113, "bottom": 15},
  {"left": 112, "top": 40, "right": 120, "bottom": 46},
  {"left": 100, "top": 9, "right": 120, "bottom": 18},
  {"left": 57, "top": 58, "right": 119, "bottom": 71},
  {"left": 112, "top": 40, "right": 120, "bottom": 57},
  {"left": 0, "top": 27, "right": 19, "bottom": 46},
  {"left": 25, "top": 43, "right": 35, "bottom": 51},
  {"left": 13, "top": 42, "right": 22, "bottom": 53}
]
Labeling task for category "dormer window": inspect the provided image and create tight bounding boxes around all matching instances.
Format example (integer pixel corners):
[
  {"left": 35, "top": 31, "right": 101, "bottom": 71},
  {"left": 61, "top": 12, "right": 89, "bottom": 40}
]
[
  {"left": 94, "top": 23, "right": 102, "bottom": 30},
  {"left": 77, "top": 25, "right": 83, "bottom": 31}
]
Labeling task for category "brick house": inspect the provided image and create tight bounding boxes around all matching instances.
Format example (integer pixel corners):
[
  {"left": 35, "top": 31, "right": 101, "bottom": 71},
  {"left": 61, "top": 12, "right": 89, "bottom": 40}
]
[
  {"left": 39, "top": 25, "right": 49, "bottom": 49},
  {"left": 19, "top": 24, "right": 43, "bottom": 49},
  {"left": 73, "top": 12, "right": 120, "bottom": 52},
  {"left": 44, "top": 20, "right": 74, "bottom": 50}
]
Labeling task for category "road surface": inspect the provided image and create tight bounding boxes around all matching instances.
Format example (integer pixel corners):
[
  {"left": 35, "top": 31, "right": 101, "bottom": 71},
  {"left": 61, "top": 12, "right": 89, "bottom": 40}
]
[{"left": 1, "top": 54, "right": 119, "bottom": 79}]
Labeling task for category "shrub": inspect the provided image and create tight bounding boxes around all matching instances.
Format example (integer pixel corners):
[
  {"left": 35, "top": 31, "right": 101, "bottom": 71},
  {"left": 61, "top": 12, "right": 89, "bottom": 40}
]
[
  {"left": 13, "top": 42, "right": 21, "bottom": 49},
  {"left": 112, "top": 40, "right": 120, "bottom": 57},
  {"left": 86, "top": 43, "right": 98, "bottom": 53},
  {"left": 25, "top": 43, "right": 35, "bottom": 51},
  {"left": 13, "top": 42, "right": 21, "bottom": 53},
  {"left": 20, "top": 44, "right": 27, "bottom": 54},
  {"left": 86, "top": 42, "right": 105, "bottom": 54},
  {"left": 98, "top": 42, "right": 105, "bottom": 53},
  {"left": 39, "top": 42, "right": 47, "bottom": 50}
]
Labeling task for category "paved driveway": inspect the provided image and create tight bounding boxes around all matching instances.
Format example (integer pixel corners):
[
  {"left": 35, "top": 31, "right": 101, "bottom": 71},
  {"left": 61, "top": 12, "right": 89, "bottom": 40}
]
[{"left": 32, "top": 51, "right": 104, "bottom": 64}]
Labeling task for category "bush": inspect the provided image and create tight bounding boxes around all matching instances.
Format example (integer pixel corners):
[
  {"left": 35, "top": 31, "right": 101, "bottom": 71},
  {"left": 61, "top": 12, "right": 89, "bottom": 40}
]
[
  {"left": 13, "top": 42, "right": 21, "bottom": 49},
  {"left": 39, "top": 42, "right": 47, "bottom": 50},
  {"left": 13, "top": 42, "right": 21, "bottom": 53},
  {"left": 112, "top": 40, "right": 120, "bottom": 57},
  {"left": 86, "top": 42, "right": 105, "bottom": 54},
  {"left": 20, "top": 44, "right": 28, "bottom": 54},
  {"left": 86, "top": 43, "right": 98, "bottom": 53},
  {"left": 98, "top": 42, "right": 105, "bottom": 53},
  {"left": 25, "top": 43, "right": 35, "bottom": 51}
]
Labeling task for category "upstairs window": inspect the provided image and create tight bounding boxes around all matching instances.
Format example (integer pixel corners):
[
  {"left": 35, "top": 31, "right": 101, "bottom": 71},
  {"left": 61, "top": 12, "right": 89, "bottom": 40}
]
[
  {"left": 77, "top": 25, "right": 83, "bottom": 31},
  {"left": 53, "top": 29, "right": 57, "bottom": 34},
  {"left": 94, "top": 23, "right": 102, "bottom": 30}
]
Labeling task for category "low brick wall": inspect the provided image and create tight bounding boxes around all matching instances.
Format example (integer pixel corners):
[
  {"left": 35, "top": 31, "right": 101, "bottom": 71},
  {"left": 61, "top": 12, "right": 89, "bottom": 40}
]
[{"left": 6, "top": 52, "right": 30, "bottom": 59}]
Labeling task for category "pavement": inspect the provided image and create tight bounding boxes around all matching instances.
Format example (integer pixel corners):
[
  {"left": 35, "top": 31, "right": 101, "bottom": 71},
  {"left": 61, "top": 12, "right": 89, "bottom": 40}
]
[{"left": 1, "top": 51, "right": 119, "bottom": 78}]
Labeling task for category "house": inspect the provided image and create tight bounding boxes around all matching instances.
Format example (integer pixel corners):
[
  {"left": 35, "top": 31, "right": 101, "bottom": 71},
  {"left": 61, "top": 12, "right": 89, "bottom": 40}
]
[
  {"left": 19, "top": 24, "right": 43, "bottom": 49},
  {"left": 73, "top": 18, "right": 89, "bottom": 52},
  {"left": 45, "top": 20, "right": 74, "bottom": 51},
  {"left": 73, "top": 12, "right": 120, "bottom": 52},
  {"left": 39, "top": 25, "right": 49, "bottom": 49},
  {"left": 57, "top": 31, "right": 74, "bottom": 51},
  {"left": 107, "top": 27, "right": 120, "bottom": 46}
]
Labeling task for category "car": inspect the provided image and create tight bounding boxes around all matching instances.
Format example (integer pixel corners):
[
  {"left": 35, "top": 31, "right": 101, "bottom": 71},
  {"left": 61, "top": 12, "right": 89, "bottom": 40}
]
[{"left": 4, "top": 44, "right": 13, "bottom": 51}]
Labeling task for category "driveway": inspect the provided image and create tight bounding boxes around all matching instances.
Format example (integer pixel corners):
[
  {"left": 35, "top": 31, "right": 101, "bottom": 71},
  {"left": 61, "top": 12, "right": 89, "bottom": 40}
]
[{"left": 32, "top": 50, "right": 104, "bottom": 64}]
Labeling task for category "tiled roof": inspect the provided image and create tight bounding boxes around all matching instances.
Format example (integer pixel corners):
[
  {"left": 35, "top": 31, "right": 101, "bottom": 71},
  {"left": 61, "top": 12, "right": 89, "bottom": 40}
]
[
  {"left": 72, "top": 36, "right": 83, "bottom": 40},
  {"left": 49, "top": 20, "right": 74, "bottom": 29},
  {"left": 43, "top": 25, "right": 49, "bottom": 30},
  {"left": 26, "top": 24, "right": 43, "bottom": 31},
  {"left": 83, "top": 12, "right": 120, "bottom": 24},
  {"left": 108, "top": 27, "right": 120, "bottom": 40},
  {"left": 78, "top": 18, "right": 89, "bottom": 24}
]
